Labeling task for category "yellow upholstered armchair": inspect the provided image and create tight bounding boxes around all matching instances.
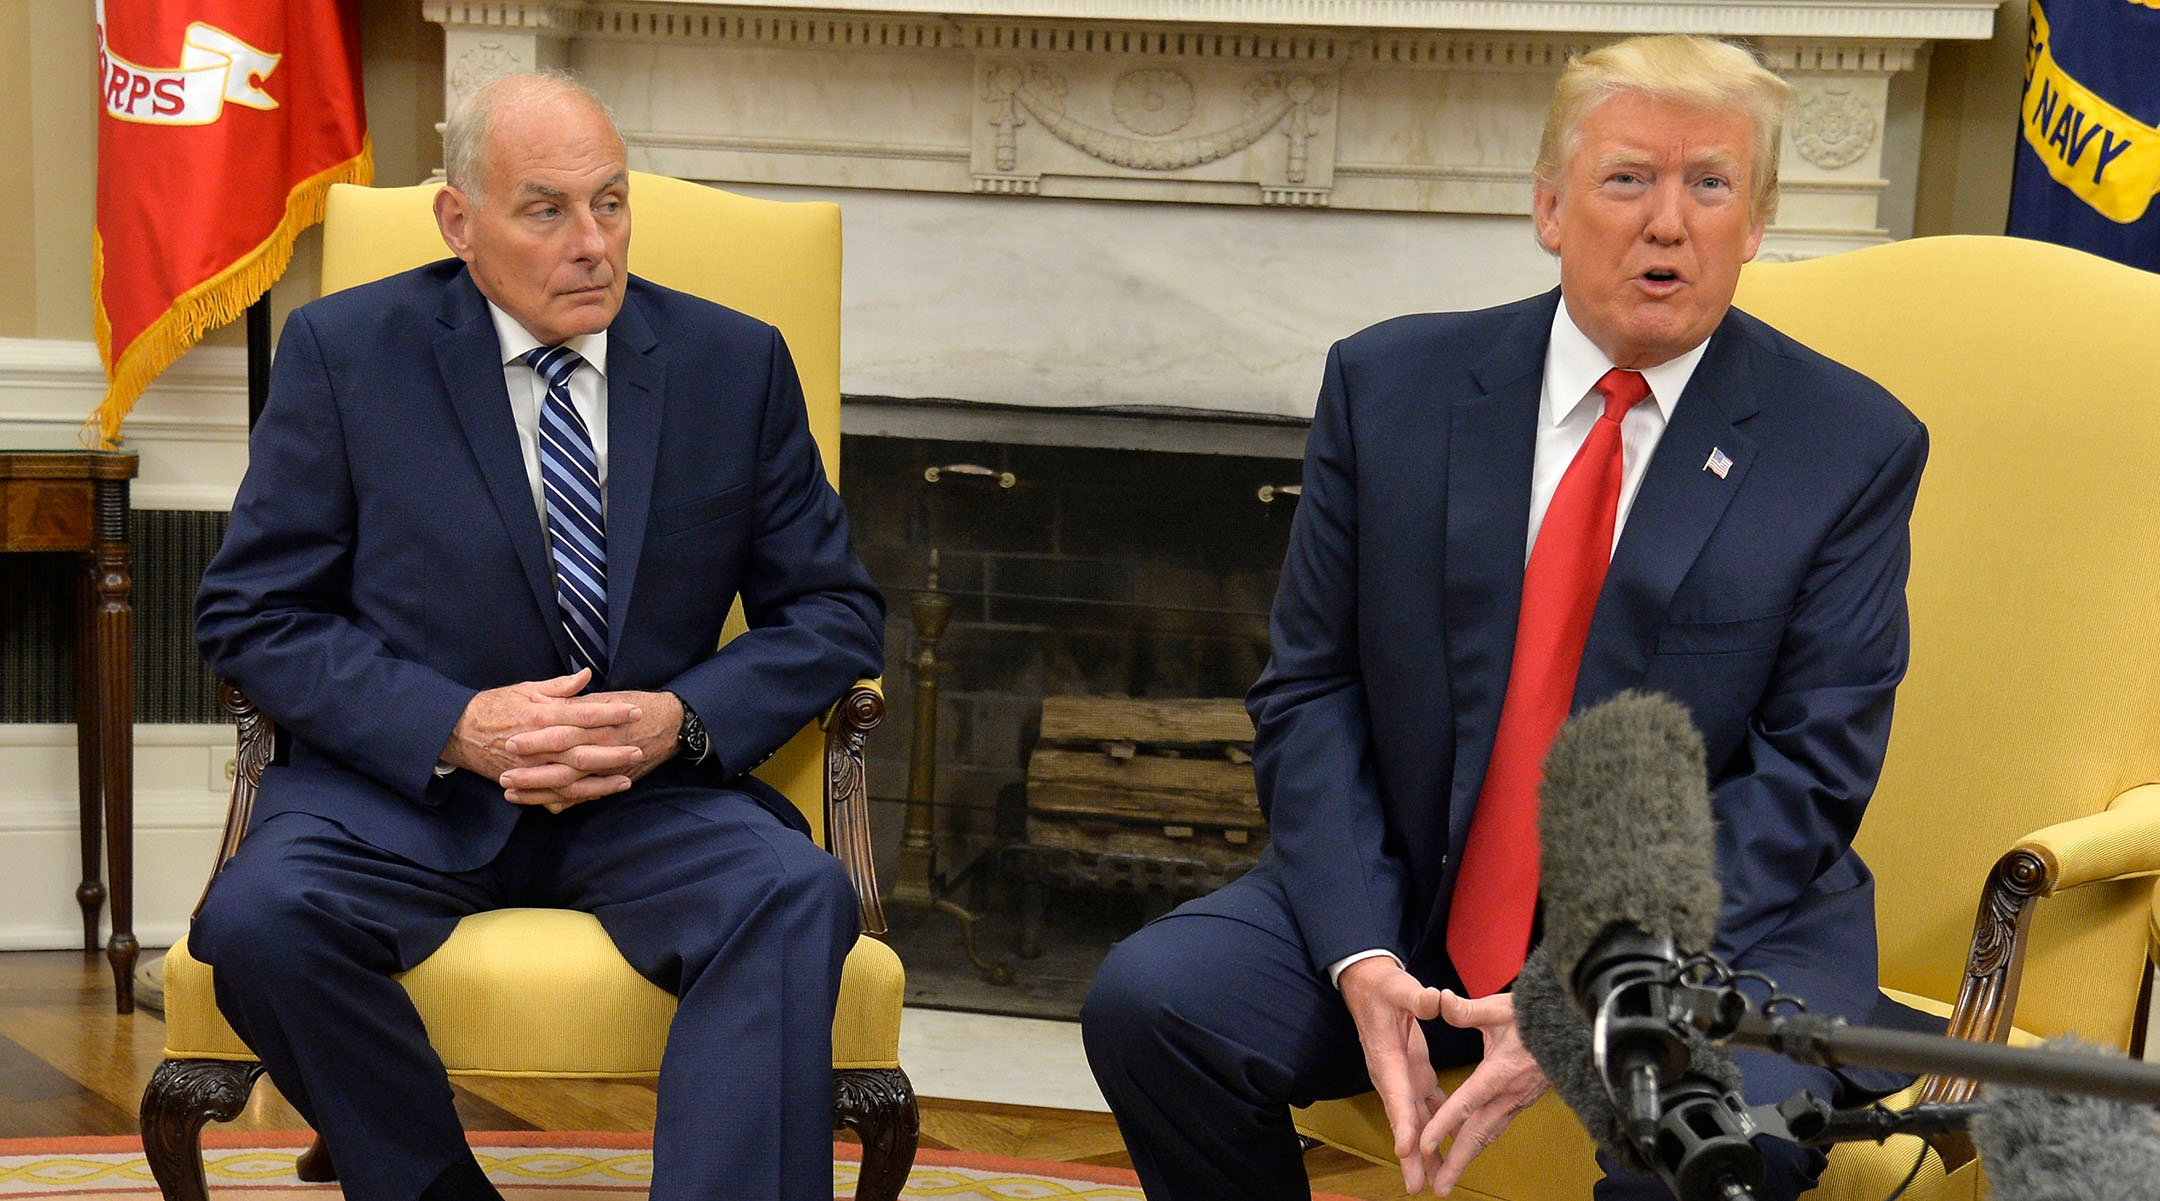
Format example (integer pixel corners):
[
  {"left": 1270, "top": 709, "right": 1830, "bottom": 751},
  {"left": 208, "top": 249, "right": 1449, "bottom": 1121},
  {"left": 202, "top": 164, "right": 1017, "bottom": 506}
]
[
  {"left": 1296, "top": 236, "right": 2160, "bottom": 1200},
  {"left": 139, "top": 175, "right": 917, "bottom": 1201}
]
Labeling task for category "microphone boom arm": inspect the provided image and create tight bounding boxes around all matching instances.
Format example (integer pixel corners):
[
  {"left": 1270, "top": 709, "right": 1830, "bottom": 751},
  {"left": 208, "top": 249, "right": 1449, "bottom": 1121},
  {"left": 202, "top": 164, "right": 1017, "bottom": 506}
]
[{"left": 1724, "top": 1012, "right": 2160, "bottom": 1108}]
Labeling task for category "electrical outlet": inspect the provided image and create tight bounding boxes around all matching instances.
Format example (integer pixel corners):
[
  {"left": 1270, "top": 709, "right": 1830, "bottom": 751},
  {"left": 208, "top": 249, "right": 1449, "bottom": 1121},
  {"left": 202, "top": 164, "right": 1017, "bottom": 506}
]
[{"left": 208, "top": 746, "right": 238, "bottom": 793}]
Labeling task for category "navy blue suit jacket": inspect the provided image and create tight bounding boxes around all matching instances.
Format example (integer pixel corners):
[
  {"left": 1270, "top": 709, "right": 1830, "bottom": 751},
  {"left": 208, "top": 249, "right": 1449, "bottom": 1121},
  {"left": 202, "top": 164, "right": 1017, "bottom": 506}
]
[
  {"left": 1246, "top": 289, "right": 1927, "bottom": 1023},
  {"left": 197, "top": 261, "right": 885, "bottom": 873}
]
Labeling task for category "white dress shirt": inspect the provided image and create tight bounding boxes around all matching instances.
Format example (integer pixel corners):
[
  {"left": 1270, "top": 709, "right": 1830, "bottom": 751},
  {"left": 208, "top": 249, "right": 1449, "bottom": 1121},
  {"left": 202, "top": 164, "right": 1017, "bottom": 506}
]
[
  {"left": 1526, "top": 300, "right": 1703, "bottom": 559},
  {"left": 487, "top": 301, "right": 611, "bottom": 527},
  {"left": 1325, "top": 298, "right": 1711, "bottom": 988}
]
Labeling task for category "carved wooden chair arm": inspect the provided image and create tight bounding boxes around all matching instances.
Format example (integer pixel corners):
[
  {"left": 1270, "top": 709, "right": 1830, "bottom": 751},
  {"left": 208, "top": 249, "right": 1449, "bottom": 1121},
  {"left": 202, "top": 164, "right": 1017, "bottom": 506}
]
[
  {"left": 822, "top": 679, "right": 887, "bottom": 936},
  {"left": 2150, "top": 877, "right": 2160, "bottom": 974},
  {"left": 1919, "top": 782, "right": 2160, "bottom": 1107},
  {"left": 187, "top": 680, "right": 276, "bottom": 916},
  {"left": 207, "top": 681, "right": 274, "bottom": 886}
]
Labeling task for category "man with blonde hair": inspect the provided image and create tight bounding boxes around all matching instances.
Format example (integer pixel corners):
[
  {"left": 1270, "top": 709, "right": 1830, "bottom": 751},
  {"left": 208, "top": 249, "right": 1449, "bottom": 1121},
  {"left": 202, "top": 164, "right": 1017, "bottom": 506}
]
[{"left": 1085, "top": 35, "right": 1926, "bottom": 1200}]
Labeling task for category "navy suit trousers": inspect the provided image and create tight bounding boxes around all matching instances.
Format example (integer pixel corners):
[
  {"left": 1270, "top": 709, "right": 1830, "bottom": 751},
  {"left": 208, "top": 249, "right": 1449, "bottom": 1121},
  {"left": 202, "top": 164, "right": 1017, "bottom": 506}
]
[{"left": 191, "top": 787, "right": 858, "bottom": 1201}]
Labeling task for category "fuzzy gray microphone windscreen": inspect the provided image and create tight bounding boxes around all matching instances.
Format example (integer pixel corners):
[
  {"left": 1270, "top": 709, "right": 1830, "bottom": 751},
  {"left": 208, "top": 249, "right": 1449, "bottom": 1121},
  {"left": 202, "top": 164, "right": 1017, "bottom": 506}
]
[
  {"left": 1971, "top": 1039, "right": 2160, "bottom": 1201},
  {"left": 1535, "top": 690, "right": 1723, "bottom": 988}
]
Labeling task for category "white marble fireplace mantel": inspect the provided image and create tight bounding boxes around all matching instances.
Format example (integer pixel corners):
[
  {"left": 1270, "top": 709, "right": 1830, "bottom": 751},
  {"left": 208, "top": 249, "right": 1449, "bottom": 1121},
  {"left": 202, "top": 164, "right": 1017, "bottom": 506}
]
[{"left": 424, "top": 0, "right": 1996, "bottom": 419}]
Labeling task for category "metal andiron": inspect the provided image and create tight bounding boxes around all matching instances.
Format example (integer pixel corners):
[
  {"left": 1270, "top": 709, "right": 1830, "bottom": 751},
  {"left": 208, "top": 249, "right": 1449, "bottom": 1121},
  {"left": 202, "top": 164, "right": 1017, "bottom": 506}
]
[{"left": 885, "top": 547, "right": 1013, "bottom": 985}]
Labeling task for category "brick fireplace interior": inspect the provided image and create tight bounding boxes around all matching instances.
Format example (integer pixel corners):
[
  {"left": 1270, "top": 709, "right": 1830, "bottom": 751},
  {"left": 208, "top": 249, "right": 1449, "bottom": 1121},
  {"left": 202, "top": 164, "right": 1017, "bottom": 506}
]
[{"left": 842, "top": 417, "right": 1303, "bottom": 1017}]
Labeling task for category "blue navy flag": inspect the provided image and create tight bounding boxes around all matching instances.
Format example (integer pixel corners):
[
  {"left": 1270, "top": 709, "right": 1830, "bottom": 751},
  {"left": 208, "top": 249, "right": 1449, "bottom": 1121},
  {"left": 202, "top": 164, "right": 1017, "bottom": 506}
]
[{"left": 2006, "top": 0, "right": 2160, "bottom": 272}]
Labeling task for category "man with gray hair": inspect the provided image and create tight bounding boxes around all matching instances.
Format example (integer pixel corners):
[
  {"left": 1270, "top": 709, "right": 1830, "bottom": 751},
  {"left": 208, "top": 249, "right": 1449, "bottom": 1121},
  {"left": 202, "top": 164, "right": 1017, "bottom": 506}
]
[
  {"left": 193, "top": 72, "right": 883, "bottom": 1201},
  {"left": 1084, "top": 35, "right": 1927, "bottom": 1200}
]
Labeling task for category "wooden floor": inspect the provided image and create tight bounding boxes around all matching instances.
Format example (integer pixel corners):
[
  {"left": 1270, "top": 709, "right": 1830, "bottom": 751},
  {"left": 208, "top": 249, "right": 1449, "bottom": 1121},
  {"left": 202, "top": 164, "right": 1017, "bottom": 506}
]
[{"left": 0, "top": 949, "right": 1410, "bottom": 1198}]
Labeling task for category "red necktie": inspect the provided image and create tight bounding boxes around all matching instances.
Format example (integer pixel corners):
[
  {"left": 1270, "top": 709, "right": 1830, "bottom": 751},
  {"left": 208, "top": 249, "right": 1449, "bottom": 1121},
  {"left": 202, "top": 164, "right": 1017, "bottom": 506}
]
[{"left": 1447, "top": 368, "right": 1651, "bottom": 997}]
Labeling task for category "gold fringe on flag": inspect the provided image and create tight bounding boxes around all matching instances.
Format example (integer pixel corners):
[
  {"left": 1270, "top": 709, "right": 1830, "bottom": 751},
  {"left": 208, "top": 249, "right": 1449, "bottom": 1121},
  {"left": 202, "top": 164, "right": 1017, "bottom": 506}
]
[{"left": 87, "top": 137, "right": 375, "bottom": 449}]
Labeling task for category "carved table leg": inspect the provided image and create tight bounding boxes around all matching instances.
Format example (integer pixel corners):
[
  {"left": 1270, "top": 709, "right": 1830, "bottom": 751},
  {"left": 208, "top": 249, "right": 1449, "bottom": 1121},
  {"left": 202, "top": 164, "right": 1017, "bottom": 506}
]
[
  {"left": 72, "top": 555, "right": 105, "bottom": 954},
  {"left": 835, "top": 1067, "right": 919, "bottom": 1201},
  {"left": 140, "top": 1059, "right": 264, "bottom": 1201},
  {"left": 91, "top": 478, "right": 136, "bottom": 1013}
]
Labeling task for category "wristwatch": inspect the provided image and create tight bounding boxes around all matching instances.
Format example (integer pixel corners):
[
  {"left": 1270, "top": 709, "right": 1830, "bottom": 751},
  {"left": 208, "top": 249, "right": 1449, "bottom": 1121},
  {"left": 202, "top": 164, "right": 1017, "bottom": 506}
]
[{"left": 676, "top": 697, "right": 713, "bottom": 765}]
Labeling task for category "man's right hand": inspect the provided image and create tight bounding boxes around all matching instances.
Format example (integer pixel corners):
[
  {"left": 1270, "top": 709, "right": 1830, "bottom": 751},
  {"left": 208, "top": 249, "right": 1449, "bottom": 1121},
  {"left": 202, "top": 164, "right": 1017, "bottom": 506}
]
[
  {"left": 1339, "top": 956, "right": 1448, "bottom": 1194},
  {"left": 441, "top": 669, "right": 645, "bottom": 810}
]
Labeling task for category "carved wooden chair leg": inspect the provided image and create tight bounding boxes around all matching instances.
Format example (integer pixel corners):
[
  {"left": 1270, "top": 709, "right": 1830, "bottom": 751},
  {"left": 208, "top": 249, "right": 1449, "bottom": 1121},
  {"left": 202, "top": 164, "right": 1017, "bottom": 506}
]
[
  {"left": 835, "top": 1067, "right": 920, "bottom": 1201},
  {"left": 295, "top": 1136, "right": 337, "bottom": 1182},
  {"left": 139, "top": 1059, "right": 265, "bottom": 1201}
]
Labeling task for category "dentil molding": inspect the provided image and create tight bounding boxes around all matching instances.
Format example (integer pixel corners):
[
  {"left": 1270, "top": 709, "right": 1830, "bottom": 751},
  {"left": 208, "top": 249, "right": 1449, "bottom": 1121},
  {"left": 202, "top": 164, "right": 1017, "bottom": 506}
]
[{"left": 427, "top": 1, "right": 1995, "bottom": 40}]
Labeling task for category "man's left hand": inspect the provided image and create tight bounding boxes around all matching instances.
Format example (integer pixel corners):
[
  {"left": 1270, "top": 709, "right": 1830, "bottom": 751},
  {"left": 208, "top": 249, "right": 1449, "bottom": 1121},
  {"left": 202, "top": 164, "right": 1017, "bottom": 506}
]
[
  {"left": 1416, "top": 989, "right": 1550, "bottom": 1195},
  {"left": 502, "top": 689, "right": 683, "bottom": 811}
]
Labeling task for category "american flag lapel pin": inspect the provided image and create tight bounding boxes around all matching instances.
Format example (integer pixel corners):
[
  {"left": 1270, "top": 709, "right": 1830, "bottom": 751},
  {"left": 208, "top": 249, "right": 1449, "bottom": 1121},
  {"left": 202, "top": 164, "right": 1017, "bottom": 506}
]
[{"left": 1705, "top": 447, "right": 1733, "bottom": 479}]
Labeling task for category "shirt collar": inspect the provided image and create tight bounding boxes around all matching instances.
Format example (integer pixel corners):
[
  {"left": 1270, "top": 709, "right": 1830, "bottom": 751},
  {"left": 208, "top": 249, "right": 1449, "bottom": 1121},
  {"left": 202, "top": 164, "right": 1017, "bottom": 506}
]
[
  {"left": 1543, "top": 297, "right": 1706, "bottom": 428},
  {"left": 487, "top": 301, "right": 609, "bottom": 378}
]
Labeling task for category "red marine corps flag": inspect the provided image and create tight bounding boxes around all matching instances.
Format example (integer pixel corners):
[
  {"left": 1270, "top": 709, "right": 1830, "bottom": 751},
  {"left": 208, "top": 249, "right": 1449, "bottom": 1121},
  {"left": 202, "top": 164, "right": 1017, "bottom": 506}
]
[{"left": 91, "top": 0, "right": 370, "bottom": 446}]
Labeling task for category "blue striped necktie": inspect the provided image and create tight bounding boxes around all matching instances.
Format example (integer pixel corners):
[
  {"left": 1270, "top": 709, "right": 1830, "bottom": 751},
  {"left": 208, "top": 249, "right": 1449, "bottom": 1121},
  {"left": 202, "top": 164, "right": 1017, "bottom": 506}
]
[{"left": 520, "top": 345, "right": 608, "bottom": 683}]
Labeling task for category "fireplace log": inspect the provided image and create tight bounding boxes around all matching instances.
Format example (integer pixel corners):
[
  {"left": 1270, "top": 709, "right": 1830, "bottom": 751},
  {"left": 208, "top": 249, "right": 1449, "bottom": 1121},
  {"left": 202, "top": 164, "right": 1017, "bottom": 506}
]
[{"left": 1022, "top": 695, "right": 1268, "bottom": 882}]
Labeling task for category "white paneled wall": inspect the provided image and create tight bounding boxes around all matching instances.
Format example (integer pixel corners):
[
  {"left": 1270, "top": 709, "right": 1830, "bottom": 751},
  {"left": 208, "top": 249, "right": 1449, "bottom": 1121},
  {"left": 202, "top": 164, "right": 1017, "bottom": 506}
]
[{"left": 0, "top": 724, "right": 229, "bottom": 950}]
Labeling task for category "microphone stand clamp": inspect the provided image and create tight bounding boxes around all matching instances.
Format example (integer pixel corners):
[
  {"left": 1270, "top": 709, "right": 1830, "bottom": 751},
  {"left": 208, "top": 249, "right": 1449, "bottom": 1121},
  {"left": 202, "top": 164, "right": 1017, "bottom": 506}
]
[{"left": 1752, "top": 1091, "right": 1988, "bottom": 1147}]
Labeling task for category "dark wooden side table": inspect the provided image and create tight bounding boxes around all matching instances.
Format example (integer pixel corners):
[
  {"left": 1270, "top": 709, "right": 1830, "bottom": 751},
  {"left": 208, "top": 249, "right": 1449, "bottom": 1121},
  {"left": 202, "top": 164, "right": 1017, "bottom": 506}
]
[{"left": 0, "top": 450, "right": 139, "bottom": 1013}]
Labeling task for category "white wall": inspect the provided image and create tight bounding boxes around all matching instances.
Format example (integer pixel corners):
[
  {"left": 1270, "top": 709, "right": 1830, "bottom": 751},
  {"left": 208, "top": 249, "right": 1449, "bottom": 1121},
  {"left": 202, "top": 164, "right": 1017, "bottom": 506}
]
[{"left": 0, "top": 724, "right": 230, "bottom": 950}]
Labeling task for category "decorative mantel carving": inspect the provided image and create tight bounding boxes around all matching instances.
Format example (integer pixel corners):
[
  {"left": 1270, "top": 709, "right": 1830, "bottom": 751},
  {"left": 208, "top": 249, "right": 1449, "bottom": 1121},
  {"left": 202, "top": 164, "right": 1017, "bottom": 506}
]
[
  {"left": 425, "top": 0, "right": 1992, "bottom": 254},
  {"left": 1791, "top": 83, "right": 1880, "bottom": 169},
  {"left": 973, "top": 60, "right": 1337, "bottom": 201}
]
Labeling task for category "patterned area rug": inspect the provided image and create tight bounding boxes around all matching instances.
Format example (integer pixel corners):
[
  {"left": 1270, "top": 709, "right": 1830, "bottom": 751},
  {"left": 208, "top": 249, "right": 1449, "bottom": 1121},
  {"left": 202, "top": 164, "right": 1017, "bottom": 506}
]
[{"left": 0, "top": 1133, "right": 1363, "bottom": 1201}]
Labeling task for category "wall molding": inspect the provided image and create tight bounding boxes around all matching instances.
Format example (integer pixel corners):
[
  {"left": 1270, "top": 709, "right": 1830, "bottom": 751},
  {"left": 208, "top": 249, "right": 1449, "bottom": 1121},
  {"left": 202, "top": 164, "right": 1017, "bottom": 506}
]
[
  {"left": 0, "top": 338, "right": 248, "bottom": 511},
  {"left": 438, "top": 1, "right": 1998, "bottom": 41},
  {"left": 630, "top": 129, "right": 973, "bottom": 162},
  {"left": 556, "top": 6, "right": 1955, "bottom": 63},
  {"left": 0, "top": 723, "right": 230, "bottom": 951}
]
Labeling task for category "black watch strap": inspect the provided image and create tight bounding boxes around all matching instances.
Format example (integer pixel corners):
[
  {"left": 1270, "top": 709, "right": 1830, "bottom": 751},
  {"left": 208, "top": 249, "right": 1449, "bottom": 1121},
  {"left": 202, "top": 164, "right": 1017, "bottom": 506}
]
[{"left": 676, "top": 697, "right": 712, "bottom": 765}]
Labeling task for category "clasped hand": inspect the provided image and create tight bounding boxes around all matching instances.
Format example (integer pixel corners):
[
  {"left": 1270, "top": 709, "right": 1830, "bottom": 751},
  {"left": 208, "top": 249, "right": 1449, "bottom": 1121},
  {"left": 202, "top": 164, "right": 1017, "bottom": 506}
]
[
  {"left": 1338, "top": 957, "right": 1550, "bottom": 1196},
  {"left": 440, "top": 668, "right": 683, "bottom": 812}
]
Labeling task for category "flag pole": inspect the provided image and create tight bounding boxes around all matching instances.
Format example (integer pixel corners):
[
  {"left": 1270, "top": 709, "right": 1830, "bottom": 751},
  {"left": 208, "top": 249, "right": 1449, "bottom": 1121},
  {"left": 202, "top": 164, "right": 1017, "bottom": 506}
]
[{"left": 246, "top": 295, "right": 270, "bottom": 430}]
